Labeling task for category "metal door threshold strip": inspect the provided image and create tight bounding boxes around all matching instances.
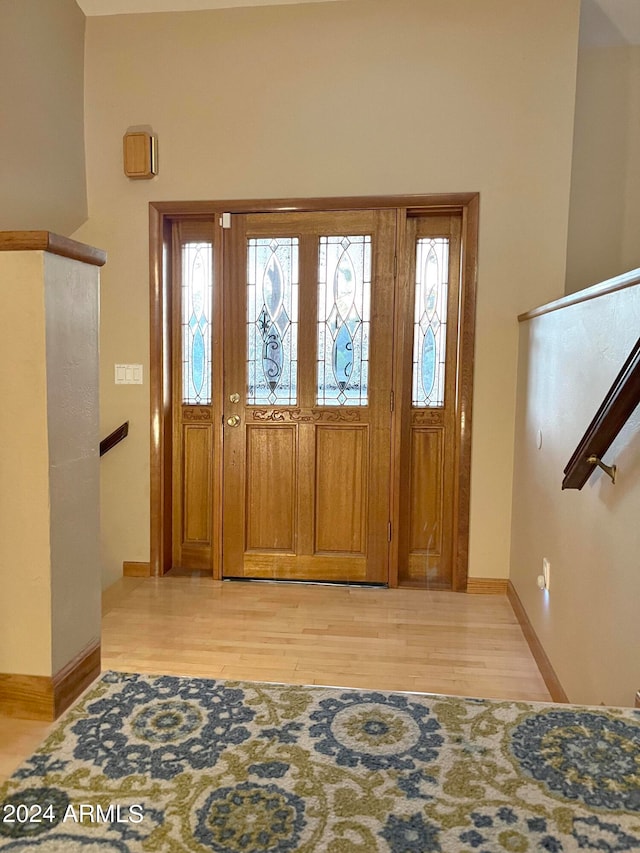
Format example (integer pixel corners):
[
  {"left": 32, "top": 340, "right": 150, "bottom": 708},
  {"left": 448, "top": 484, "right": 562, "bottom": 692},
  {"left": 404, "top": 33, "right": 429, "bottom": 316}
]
[{"left": 223, "top": 577, "right": 387, "bottom": 589}]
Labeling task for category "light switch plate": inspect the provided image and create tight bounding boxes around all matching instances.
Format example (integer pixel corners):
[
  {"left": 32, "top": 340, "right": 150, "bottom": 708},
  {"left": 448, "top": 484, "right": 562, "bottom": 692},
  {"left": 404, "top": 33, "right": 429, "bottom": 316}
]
[{"left": 115, "top": 364, "right": 143, "bottom": 385}]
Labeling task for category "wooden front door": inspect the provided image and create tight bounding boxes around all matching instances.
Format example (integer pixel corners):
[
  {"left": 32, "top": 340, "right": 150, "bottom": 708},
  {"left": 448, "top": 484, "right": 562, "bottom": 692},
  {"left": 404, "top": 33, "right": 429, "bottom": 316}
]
[
  {"left": 162, "top": 196, "right": 477, "bottom": 590},
  {"left": 222, "top": 211, "right": 395, "bottom": 582}
]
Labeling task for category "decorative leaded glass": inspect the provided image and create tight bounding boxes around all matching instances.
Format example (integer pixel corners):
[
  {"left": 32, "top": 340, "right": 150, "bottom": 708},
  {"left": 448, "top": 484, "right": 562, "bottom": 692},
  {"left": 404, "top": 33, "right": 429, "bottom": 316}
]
[
  {"left": 412, "top": 238, "right": 449, "bottom": 407},
  {"left": 317, "top": 235, "right": 371, "bottom": 406},
  {"left": 182, "top": 242, "right": 213, "bottom": 405},
  {"left": 247, "top": 238, "right": 299, "bottom": 405}
]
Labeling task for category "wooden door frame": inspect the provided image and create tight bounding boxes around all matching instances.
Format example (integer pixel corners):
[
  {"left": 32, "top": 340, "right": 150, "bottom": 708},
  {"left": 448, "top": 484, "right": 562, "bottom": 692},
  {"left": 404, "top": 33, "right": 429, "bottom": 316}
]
[{"left": 149, "top": 193, "right": 479, "bottom": 590}]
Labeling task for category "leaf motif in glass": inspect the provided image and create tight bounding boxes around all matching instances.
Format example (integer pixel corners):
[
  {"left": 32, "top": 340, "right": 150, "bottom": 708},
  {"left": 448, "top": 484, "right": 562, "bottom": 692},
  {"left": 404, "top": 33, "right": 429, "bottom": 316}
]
[
  {"left": 317, "top": 235, "right": 371, "bottom": 406},
  {"left": 182, "top": 242, "right": 213, "bottom": 405},
  {"left": 247, "top": 238, "right": 298, "bottom": 405},
  {"left": 412, "top": 237, "right": 449, "bottom": 407}
]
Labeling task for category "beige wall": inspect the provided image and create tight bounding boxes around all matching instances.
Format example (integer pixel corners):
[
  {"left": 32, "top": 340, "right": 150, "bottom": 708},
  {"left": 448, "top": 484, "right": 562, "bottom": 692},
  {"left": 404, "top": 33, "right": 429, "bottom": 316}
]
[
  {"left": 0, "top": 253, "right": 53, "bottom": 675},
  {"left": 622, "top": 48, "right": 640, "bottom": 276},
  {"left": 0, "top": 0, "right": 87, "bottom": 235},
  {"left": 510, "top": 282, "right": 640, "bottom": 706},
  {"left": 566, "top": 44, "right": 640, "bottom": 293},
  {"left": 0, "top": 250, "right": 101, "bottom": 677},
  {"left": 74, "top": 0, "right": 581, "bottom": 586}
]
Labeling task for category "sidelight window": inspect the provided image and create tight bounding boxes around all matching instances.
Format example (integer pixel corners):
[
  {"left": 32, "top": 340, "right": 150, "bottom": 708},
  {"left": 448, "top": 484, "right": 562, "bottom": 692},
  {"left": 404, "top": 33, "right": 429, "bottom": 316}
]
[
  {"left": 412, "top": 238, "right": 449, "bottom": 407},
  {"left": 181, "top": 242, "right": 213, "bottom": 405}
]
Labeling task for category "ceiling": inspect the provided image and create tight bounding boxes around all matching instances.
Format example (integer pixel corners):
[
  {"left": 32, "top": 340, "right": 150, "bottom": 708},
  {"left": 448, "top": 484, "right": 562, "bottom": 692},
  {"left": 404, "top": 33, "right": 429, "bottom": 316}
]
[
  {"left": 581, "top": 0, "right": 640, "bottom": 46},
  {"left": 76, "top": 0, "right": 349, "bottom": 14},
  {"left": 75, "top": 0, "right": 640, "bottom": 46}
]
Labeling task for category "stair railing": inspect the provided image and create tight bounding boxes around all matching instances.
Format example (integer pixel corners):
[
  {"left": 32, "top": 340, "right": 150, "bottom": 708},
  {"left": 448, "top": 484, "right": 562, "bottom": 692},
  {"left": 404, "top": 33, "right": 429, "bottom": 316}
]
[
  {"left": 562, "top": 337, "right": 640, "bottom": 489},
  {"left": 100, "top": 421, "right": 129, "bottom": 457}
]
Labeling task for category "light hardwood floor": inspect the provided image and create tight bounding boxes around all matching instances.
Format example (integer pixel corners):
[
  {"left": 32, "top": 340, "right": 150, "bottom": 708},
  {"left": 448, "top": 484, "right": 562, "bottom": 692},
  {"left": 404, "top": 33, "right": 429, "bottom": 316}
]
[{"left": 1, "top": 577, "right": 550, "bottom": 781}]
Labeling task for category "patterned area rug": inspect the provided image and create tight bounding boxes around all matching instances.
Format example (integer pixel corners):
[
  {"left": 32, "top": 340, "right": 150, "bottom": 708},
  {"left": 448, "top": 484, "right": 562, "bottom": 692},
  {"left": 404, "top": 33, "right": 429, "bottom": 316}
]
[{"left": 0, "top": 672, "right": 639, "bottom": 852}]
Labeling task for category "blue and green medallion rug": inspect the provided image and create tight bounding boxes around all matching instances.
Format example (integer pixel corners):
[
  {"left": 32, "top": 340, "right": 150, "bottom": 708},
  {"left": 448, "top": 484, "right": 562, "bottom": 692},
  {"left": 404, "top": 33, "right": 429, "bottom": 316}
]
[{"left": 1, "top": 672, "right": 639, "bottom": 852}]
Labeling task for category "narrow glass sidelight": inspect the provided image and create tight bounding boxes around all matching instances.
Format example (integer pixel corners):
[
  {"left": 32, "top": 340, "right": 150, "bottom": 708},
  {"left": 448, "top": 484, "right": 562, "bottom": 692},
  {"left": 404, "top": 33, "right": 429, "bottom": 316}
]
[
  {"left": 317, "top": 235, "right": 371, "bottom": 406},
  {"left": 412, "top": 238, "right": 449, "bottom": 407},
  {"left": 247, "top": 238, "right": 299, "bottom": 405},
  {"left": 182, "top": 242, "right": 213, "bottom": 405}
]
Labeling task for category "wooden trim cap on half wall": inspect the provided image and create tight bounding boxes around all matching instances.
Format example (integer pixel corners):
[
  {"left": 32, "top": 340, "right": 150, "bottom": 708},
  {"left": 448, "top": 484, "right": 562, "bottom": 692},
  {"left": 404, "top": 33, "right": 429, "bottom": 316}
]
[
  {"left": 0, "top": 641, "right": 101, "bottom": 721},
  {"left": 0, "top": 231, "right": 106, "bottom": 267}
]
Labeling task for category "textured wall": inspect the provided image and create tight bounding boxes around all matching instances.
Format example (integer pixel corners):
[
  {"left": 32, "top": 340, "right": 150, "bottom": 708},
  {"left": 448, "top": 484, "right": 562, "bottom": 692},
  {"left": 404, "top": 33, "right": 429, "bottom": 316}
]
[{"left": 45, "top": 254, "right": 101, "bottom": 674}]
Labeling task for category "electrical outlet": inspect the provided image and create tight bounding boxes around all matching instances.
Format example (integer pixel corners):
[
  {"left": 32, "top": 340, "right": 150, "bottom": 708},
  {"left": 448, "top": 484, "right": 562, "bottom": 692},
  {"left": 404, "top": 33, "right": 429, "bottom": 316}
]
[{"left": 542, "top": 558, "right": 551, "bottom": 591}]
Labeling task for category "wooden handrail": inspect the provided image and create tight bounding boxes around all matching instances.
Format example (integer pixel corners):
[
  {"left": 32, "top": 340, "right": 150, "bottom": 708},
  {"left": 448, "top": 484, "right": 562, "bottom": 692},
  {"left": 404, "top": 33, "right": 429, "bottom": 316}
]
[
  {"left": 562, "top": 337, "right": 640, "bottom": 489},
  {"left": 100, "top": 421, "right": 129, "bottom": 457}
]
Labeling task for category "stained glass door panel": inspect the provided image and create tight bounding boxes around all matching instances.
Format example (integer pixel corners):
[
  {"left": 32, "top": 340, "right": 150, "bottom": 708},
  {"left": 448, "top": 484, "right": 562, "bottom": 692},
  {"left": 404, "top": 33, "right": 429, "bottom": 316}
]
[
  {"left": 412, "top": 238, "right": 449, "bottom": 408},
  {"left": 171, "top": 219, "right": 220, "bottom": 571},
  {"left": 182, "top": 241, "right": 213, "bottom": 405},
  {"left": 247, "top": 237, "right": 299, "bottom": 405},
  {"left": 396, "top": 215, "right": 462, "bottom": 588},
  {"left": 317, "top": 235, "right": 371, "bottom": 406},
  {"left": 222, "top": 210, "right": 395, "bottom": 583}
]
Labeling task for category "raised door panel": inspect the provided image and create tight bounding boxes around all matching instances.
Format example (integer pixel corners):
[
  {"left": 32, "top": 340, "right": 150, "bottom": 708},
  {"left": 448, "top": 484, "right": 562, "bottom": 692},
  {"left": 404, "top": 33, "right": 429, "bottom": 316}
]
[
  {"left": 178, "top": 423, "right": 213, "bottom": 569},
  {"left": 314, "top": 425, "right": 367, "bottom": 555},
  {"left": 183, "top": 424, "right": 212, "bottom": 543},
  {"left": 407, "top": 428, "right": 443, "bottom": 583},
  {"left": 246, "top": 425, "right": 297, "bottom": 552}
]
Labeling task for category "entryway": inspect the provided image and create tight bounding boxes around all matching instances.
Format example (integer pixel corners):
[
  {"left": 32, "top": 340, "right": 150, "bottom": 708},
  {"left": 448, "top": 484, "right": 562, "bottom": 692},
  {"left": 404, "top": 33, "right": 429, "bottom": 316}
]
[{"left": 150, "top": 195, "right": 478, "bottom": 590}]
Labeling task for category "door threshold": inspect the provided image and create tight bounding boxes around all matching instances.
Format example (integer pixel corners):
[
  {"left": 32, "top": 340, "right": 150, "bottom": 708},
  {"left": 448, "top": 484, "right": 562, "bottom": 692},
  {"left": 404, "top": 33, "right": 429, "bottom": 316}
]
[
  {"left": 164, "top": 567, "right": 212, "bottom": 578},
  {"left": 222, "top": 577, "right": 388, "bottom": 589}
]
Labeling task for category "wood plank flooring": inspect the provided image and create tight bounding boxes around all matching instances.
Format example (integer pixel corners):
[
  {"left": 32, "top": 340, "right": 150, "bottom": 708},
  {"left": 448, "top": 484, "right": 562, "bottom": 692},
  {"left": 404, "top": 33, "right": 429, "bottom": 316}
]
[
  {"left": 0, "top": 717, "right": 51, "bottom": 784},
  {"left": 1, "top": 577, "right": 550, "bottom": 781}
]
